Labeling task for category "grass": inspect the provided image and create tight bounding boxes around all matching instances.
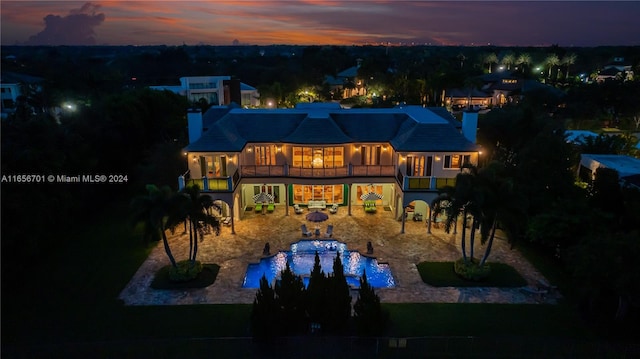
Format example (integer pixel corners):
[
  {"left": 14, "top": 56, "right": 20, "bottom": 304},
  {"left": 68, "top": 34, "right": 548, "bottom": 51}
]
[
  {"left": 151, "top": 263, "right": 220, "bottom": 289},
  {"left": 416, "top": 261, "right": 528, "bottom": 287},
  {"left": 384, "top": 303, "right": 592, "bottom": 338}
]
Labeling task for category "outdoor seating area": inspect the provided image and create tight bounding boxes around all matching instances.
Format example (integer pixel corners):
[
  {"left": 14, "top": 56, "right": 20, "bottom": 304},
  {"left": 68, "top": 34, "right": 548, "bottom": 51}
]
[
  {"left": 301, "top": 224, "right": 313, "bottom": 237},
  {"left": 308, "top": 200, "right": 327, "bottom": 210},
  {"left": 324, "top": 224, "right": 333, "bottom": 237},
  {"left": 364, "top": 200, "right": 377, "bottom": 213}
]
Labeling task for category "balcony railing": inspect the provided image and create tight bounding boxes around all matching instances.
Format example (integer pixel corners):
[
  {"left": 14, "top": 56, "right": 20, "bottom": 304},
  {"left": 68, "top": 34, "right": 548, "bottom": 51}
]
[
  {"left": 178, "top": 169, "right": 238, "bottom": 192},
  {"left": 435, "top": 177, "right": 456, "bottom": 189},
  {"left": 179, "top": 164, "right": 459, "bottom": 193},
  {"left": 287, "top": 166, "right": 349, "bottom": 178},
  {"left": 351, "top": 165, "right": 395, "bottom": 176},
  {"left": 241, "top": 165, "right": 286, "bottom": 177},
  {"left": 402, "top": 175, "right": 457, "bottom": 191}
]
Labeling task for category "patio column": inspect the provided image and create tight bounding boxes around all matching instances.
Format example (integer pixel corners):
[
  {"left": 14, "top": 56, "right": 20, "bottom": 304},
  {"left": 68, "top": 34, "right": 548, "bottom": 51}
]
[
  {"left": 285, "top": 184, "right": 289, "bottom": 216},
  {"left": 230, "top": 215, "right": 235, "bottom": 235},
  {"left": 401, "top": 207, "right": 406, "bottom": 234},
  {"left": 347, "top": 185, "right": 352, "bottom": 216},
  {"left": 427, "top": 206, "right": 432, "bottom": 234}
]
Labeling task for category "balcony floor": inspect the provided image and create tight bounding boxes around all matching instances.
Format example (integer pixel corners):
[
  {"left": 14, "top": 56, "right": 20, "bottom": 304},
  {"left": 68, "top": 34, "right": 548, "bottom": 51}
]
[{"left": 119, "top": 205, "right": 560, "bottom": 306}]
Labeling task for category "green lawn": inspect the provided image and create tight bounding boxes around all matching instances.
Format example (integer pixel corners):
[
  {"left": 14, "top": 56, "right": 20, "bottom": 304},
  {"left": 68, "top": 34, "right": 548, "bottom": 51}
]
[
  {"left": 1, "top": 201, "right": 603, "bottom": 357},
  {"left": 416, "top": 261, "right": 528, "bottom": 287}
]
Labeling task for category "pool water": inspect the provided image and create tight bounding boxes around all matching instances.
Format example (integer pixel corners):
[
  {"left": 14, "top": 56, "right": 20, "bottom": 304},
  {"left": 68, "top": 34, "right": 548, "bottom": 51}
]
[{"left": 242, "top": 239, "right": 396, "bottom": 288}]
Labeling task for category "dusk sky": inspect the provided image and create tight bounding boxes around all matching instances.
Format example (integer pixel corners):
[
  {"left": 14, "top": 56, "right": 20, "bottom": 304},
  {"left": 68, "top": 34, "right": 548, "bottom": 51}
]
[{"left": 2, "top": 1, "right": 639, "bottom": 47}]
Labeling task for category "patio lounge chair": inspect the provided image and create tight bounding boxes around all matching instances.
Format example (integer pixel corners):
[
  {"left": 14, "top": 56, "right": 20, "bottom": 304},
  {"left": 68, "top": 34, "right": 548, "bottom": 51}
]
[
  {"left": 255, "top": 203, "right": 263, "bottom": 212},
  {"left": 294, "top": 204, "right": 304, "bottom": 214},
  {"left": 301, "top": 224, "right": 313, "bottom": 237},
  {"left": 324, "top": 224, "right": 333, "bottom": 238},
  {"left": 329, "top": 204, "right": 339, "bottom": 214},
  {"left": 267, "top": 202, "right": 275, "bottom": 213}
]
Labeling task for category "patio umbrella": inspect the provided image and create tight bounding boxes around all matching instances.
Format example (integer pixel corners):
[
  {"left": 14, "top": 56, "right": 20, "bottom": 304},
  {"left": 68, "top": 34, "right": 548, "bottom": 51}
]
[
  {"left": 306, "top": 210, "right": 329, "bottom": 222},
  {"left": 360, "top": 192, "right": 383, "bottom": 201},
  {"left": 253, "top": 192, "right": 274, "bottom": 203}
]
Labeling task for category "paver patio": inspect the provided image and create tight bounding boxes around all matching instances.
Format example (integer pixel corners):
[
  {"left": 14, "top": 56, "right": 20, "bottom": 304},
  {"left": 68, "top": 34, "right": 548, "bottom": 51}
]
[{"left": 119, "top": 206, "right": 560, "bottom": 305}]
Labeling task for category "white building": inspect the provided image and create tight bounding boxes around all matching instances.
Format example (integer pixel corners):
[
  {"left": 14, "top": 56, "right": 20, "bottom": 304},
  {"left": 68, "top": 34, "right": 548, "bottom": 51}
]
[{"left": 150, "top": 76, "right": 260, "bottom": 108}]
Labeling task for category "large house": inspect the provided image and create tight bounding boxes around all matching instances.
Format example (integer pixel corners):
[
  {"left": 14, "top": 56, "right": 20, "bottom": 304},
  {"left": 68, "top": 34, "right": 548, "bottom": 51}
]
[
  {"left": 324, "top": 59, "right": 367, "bottom": 99},
  {"left": 1, "top": 71, "right": 44, "bottom": 119},
  {"left": 178, "top": 102, "right": 480, "bottom": 232},
  {"left": 578, "top": 154, "right": 640, "bottom": 190},
  {"left": 595, "top": 57, "right": 634, "bottom": 83},
  {"left": 150, "top": 76, "right": 260, "bottom": 108}
]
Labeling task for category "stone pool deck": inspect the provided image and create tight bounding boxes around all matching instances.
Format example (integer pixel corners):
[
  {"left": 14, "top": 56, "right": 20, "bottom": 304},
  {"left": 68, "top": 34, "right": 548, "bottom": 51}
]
[{"left": 119, "top": 206, "right": 561, "bottom": 306}]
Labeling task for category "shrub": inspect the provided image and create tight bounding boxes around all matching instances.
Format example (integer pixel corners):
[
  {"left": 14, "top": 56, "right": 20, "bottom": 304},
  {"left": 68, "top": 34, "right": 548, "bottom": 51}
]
[
  {"left": 324, "top": 254, "right": 352, "bottom": 334},
  {"left": 454, "top": 257, "right": 491, "bottom": 281},
  {"left": 354, "top": 271, "right": 388, "bottom": 336},
  {"left": 275, "top": 262, "right": 308, "bottom": 335},
  {"left": 251, "top": 274, "right": 279, "bottom": 339},
  {"left": 169, "top": 260, "right": 203, "bottom": 282}
]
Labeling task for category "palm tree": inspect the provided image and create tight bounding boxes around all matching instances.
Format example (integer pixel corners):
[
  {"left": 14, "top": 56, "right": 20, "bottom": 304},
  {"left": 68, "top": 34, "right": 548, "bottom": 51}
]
[
  {"left": 181, "top": 184, "right": 221, "bottom": 263},
  {"left": 516, "top": 53, "right": 532, "bottom": 74},
  {"left": 501, "top": 52, "right": 516, "bottom": 71},
  {"left": 432, "top": 165, "right": 481, "bottom": 263},
  {"left": 545, "top": 54, "right": 560, "bottom": 79},
  {"left": 457, "top": 52, "right": 467, "bottom": 69},
  {"left": 433, "top": 162, "right": 525, "bottom": 266},
  {"left": 474, "top": 162, "right": 526, "bottom": 266},
  {"left": 561, "top": 53, "right": 577, "bottom": 80},
  {"left": 483, "top": 52, "right": 498, "bottom": 73},
  {"left": 130, "top": 184, "right": 183, "bottom": 268}
]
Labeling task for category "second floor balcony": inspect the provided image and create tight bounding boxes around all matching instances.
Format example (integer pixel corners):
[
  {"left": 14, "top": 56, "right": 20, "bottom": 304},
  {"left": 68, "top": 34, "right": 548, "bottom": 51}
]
[
  {"left": 239, "top": 164, "right": 395, "bottom": 178},
  {"left": 397, "top": 170, "right": 456, "bottom": 191},
  {"left": 179, "top": 165, "right": 456, "bottom": 193}
]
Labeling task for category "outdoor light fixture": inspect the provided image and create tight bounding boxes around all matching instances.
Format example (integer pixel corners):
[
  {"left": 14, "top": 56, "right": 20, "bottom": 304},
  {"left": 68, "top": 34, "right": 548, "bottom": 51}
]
[
  {"left": 435, "top": 156, "right": 441, "bottom": 161},
  {"left": 247, "top": 147, "right": 253, "bottom": 153},
  {"left": 192, "top": 156, "right": 198, "bottom": 163},
  {"left": 277, "top": 146, "right": 282, "bottom": 152}
]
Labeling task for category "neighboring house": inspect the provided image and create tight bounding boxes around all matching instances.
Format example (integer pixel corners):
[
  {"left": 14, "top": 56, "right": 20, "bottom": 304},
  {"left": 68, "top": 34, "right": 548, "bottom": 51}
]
[
  {"left": 482, "top": 73, "right": 565, "bottom": 107},
  {"left": 179, "top": 102, "right": 480, "bottom": 230},
  {"left": 324, "top": 59, "right": 367, "bottom": 99},
  {"left": 1, "top": 72, "right": 44, "bottom": 119},
  {"left": 595, "top": 57, "right": 634, "bottom": 83},
  {"left": 578, "top": 154, "right": 640, "bottom": 189},
  {"left": 150, "top": 76, "right": 260, "bottom": 108},
  {"left": 565, "top": 130, "right": 599, "bottom": 145},
  {"left": 444, "top": 88, "right": 492, "bottom": 111}
]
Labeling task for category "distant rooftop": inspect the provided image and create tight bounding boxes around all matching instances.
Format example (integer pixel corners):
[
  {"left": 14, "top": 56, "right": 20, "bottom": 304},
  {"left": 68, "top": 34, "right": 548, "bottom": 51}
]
[{"left": 580, "top": 154, "right": 640, "bottom": 178}]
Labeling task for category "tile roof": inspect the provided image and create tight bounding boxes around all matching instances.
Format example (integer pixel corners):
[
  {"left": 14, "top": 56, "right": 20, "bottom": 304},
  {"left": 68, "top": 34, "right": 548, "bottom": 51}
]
[{"left": 185, "top": 104, "right": 478, "bottom": 153}]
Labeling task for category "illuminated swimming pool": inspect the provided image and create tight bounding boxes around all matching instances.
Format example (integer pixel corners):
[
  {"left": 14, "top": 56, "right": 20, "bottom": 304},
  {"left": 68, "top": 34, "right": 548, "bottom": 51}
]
[{"left": 242, "top": 239, "right": 396, "bottom": 289}]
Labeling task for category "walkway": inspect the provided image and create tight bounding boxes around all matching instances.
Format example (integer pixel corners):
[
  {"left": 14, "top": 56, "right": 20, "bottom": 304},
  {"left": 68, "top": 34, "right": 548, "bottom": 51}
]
[{"left": 119, "top": 206, "right": 560, "bottom": 305}]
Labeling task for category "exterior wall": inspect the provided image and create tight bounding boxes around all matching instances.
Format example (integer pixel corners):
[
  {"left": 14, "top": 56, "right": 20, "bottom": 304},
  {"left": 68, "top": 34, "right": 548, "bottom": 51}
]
[
  {"left": 180, "top": 76, "right": 229, "bottom": 106},
  {"left": 1, "top": 83, "right": 20, "bottom": 118}
]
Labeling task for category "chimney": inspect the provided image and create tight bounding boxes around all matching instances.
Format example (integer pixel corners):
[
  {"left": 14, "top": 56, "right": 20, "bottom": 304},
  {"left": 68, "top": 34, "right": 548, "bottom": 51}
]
[
  {"left": 223, "top": 79, "right": 242, "bottom": 106},
  {"left": 187, "top": 108, "right": 203, "bottom": 144},
  {"left": 462, "top": 110, "right": 478, "bottom": 143}
]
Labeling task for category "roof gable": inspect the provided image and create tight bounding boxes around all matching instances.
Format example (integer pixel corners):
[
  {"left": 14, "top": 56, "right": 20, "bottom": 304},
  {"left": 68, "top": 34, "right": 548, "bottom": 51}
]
[{"left": 282, "top": 111, "right": 352, "bottom": 144}]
